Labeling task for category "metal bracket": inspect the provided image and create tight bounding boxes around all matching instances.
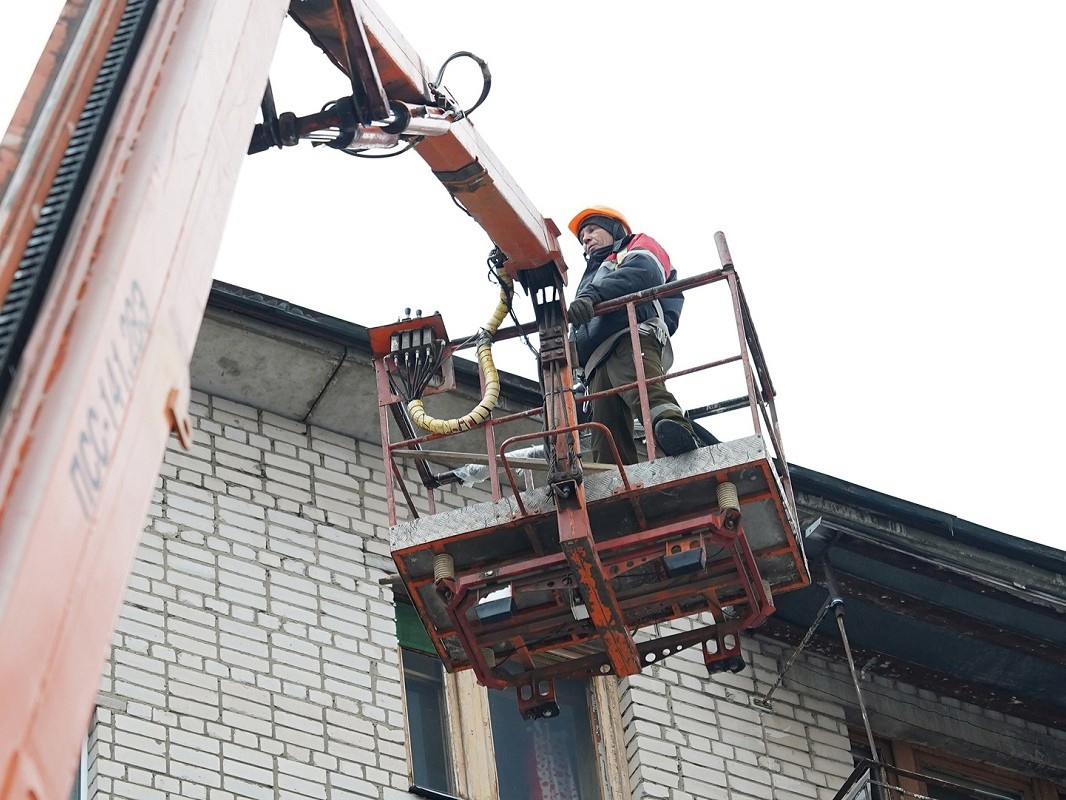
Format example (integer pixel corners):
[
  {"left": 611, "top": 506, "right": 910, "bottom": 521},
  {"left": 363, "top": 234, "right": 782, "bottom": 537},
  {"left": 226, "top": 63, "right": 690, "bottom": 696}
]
[{"left": 516, "top": 676, "right": 559, "bottom": 720}]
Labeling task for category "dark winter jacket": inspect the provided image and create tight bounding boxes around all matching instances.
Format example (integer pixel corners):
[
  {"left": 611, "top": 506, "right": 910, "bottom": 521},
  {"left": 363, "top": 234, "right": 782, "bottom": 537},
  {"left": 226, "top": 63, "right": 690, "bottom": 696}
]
[{"left": 571, "top": 233, "right": 684, "bottom": 370}]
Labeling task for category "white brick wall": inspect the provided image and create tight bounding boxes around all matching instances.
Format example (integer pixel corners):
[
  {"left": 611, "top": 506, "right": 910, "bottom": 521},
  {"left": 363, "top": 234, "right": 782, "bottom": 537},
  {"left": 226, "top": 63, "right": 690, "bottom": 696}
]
[
  {"left": 620, "top": 620, "right": 853, "bottom": 800},
  {"left": 94, "top": 391, "right": 463, "bottom": 800},
  {"left": 88, "top": 389, "right": 1063, "bottom": 799}
]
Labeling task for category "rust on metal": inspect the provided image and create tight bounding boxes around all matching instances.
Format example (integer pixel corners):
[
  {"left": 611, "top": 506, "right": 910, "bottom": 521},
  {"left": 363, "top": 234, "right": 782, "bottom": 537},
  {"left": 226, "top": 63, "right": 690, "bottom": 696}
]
[
  {"left": 377, "top": 258, "right": 807, "bottom": 701},
  {"left": 558, "top": 499, "right": 643, "bottom": 677},
  {"left": 0, "top": 0, "right": 124, "bottom": 308}
]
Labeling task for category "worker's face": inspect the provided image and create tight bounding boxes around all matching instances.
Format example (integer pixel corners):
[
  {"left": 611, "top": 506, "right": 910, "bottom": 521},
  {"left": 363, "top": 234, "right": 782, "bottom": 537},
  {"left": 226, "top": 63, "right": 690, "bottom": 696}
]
[{"left": 579, "top": 224, "right": 614, "bottom": 255}]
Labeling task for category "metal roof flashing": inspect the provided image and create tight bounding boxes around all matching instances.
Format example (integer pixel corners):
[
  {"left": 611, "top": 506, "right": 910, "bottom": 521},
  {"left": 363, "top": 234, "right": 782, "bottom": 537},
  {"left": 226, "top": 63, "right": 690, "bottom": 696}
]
[{"left": 768, "top": 464, "right": 1066, "bottom": 733}]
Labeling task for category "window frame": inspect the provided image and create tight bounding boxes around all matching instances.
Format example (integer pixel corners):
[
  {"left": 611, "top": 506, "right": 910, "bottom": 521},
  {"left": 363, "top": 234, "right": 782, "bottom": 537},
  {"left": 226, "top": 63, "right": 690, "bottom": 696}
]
[
  {"left": 844, "top": 729, "right": 1062, "bottom": 800},
  {"left": 397, "top": 597, "right": 627, "bottom": 800},
  {"left": 400, "top": 646, "right": 459, "bottom": 796},
  {"left": 484, "top": 676, "right": 615, "bottom": 800},
  {"left": 890, "top": 741, "right": 1060, "bottom": 800}
]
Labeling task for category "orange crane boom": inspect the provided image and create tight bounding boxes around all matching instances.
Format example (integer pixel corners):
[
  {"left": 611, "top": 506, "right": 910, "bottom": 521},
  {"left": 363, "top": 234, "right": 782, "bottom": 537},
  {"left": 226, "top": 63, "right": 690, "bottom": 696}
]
[
  {"left": 0, "top": 1, "right": 573, "bottom": 795},
  {"left": 286, "top": 0, "right": 569, "bottom": 279}
]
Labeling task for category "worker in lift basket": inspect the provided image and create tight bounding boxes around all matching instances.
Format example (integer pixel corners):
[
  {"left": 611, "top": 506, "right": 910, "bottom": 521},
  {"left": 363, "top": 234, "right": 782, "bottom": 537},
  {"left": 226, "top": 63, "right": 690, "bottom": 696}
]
[{"left": 567, "top": 205, "right": 701, "bottom": 465}]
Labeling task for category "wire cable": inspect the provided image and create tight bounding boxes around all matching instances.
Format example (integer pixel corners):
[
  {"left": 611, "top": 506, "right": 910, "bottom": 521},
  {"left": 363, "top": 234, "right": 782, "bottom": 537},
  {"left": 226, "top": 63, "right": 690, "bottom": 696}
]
[
  {"left": 407, "top": 252, "right": 513, "bottom": 434},
  {"left": 483, "top": 252, "right": 538, "bottom": 360},
  {"left": 431, "top": 51, "right": 492, "bottom": 119}
]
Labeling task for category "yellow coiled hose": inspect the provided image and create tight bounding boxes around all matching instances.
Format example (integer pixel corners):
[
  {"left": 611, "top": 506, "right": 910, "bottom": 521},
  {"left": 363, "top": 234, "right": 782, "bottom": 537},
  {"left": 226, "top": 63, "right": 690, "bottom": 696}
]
[{"left": 407, "top": 267, "right": 513, "bottom": 434}]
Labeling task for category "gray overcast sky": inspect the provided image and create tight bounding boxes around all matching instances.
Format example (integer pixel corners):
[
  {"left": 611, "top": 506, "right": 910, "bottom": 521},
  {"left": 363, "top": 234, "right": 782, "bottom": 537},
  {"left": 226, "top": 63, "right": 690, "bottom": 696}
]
[{"left": 4, "top": 2, "right": 1065, "bottom": 549}]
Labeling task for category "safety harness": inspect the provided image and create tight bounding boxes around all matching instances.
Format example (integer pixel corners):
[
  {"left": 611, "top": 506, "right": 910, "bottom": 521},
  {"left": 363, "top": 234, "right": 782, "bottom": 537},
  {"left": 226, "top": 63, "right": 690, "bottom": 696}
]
[{"left": 580, "top": 239, "right": 678, "bottom": 380}]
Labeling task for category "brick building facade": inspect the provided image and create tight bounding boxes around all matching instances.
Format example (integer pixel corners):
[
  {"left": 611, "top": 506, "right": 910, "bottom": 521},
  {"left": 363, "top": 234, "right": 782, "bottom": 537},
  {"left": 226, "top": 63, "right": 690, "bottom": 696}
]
[{"left": 78, "top": 287, "right": 1066, "bottom": 800}]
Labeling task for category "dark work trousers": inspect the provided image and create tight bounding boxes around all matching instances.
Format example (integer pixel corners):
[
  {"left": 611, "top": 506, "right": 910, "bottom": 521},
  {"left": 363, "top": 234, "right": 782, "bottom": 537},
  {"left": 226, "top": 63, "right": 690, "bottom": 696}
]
[{"left": 587, "top": 331, "right": 692, "bottom": 465}]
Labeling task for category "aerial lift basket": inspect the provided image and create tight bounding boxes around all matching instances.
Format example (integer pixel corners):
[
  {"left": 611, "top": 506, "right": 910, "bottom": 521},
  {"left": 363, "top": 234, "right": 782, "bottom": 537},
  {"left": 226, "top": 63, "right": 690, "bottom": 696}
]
[{"left": 371, "top": 235, "right": 809, "bottom": 718}]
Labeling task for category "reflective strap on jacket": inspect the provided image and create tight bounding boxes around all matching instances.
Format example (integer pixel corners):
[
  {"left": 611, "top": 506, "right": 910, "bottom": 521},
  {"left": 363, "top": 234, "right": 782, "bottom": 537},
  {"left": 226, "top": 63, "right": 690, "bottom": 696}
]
[{"left": 616, "top": 245, "right": 672, "bottom": 364}]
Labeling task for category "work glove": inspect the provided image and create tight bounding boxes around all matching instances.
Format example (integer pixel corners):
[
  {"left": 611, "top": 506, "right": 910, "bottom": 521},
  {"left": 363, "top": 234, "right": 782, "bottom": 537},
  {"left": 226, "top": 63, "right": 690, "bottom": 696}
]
[{"left": 569, "top": 296, "right": 596, "bottom": 327}]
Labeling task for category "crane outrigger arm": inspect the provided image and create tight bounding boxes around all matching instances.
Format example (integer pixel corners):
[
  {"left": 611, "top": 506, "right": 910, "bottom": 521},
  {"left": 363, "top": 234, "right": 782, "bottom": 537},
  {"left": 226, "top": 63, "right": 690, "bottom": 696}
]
[{"left": 287, "top": 0, "right": 568, "bottom": 280}]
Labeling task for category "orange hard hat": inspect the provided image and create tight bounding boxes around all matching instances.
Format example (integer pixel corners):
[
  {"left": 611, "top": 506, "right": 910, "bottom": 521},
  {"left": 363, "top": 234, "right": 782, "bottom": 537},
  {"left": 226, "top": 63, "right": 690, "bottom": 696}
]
[{"left": 568, "top": 206, "right": 632, "bottom": 239}]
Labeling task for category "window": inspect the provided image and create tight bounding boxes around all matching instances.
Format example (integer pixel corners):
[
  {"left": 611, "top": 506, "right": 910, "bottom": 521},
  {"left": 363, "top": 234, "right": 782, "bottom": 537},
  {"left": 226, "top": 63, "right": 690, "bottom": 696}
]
[
  {"left": 846, "top": 731, "right": 895, "bottom": 800},
  {"left": 397, "top": 602, "right": 623, "bottom": 800},
  {"left": 488, "top": 680, "right": 604, "bottom": 800},
  {"left": 840, "top": 732, "right": 1061, "bottom": 800},
  {"left": 402, "top": 648, "right": 455, "bottom": 795},
  {"left": 398, "top": 603, "right": 456, "bottom": 795},
  {"left": 909, "top": 751, "right": 1027, "bottom": 800}
]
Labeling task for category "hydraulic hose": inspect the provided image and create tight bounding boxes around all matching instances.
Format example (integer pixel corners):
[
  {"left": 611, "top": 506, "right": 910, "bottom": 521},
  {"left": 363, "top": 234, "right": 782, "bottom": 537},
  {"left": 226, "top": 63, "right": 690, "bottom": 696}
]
[{"left": 407, "top": 266, "right": 512, "bottom": 434}]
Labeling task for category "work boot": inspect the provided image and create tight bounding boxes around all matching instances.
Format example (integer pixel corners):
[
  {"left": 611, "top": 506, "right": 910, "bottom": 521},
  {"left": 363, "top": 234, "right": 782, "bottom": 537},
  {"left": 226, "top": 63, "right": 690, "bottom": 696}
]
[{"left": 654, "top": 418, "right": 700, "bottom": 456}]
